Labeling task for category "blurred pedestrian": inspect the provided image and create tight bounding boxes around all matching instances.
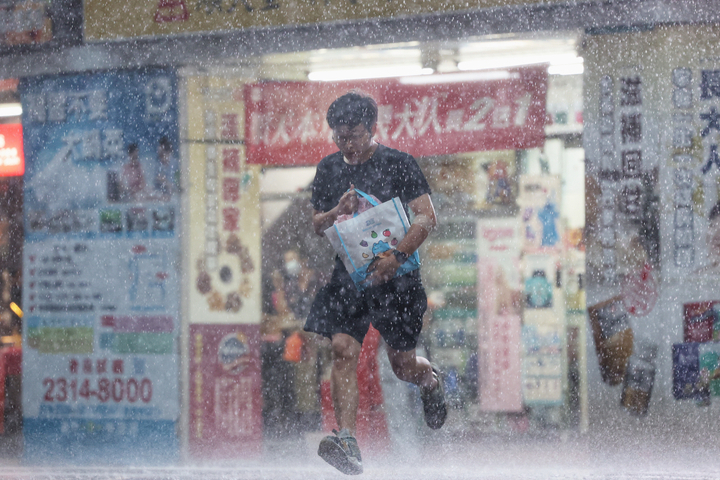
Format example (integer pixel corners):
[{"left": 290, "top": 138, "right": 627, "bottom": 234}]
[
  {"left": 273, "top": 249, "right": 322, "bottom": 431},
  {"left": 153, "top": 136, "right": 178, "bottom": 199}
]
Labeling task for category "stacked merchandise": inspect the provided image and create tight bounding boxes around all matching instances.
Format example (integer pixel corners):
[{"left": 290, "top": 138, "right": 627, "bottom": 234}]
[
  {"left": 673, "top": 301, "right": 720, "bottom": 406},
  {"left": 422, "top": 221, "right": 479, "bottom": 409}
]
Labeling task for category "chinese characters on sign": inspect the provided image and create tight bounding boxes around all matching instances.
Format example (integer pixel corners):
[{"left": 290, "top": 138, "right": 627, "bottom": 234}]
[
  {"left": 597, "top": 75, "right": 617, "bottom": 284},
  {"left": 668, "top": 66, "right": 720, "bottom": 274},
  {"left": 477, "top": 222, "right": 523, "bottom": 412},
  {"left": 189, "top": 324, "right": 262, "bottom": 459},
  {"left": 594, "top": 71, "right": 654, "bottom": 286},
  {"left": 244, "top": 68, "right": 548, "bottom": 165},
  {"left": 193, "top": 85, "right": 257, "bottom": 316},
  {"left": 85, "top": 0, "right": 569, "bottom": 41},
  {"left": 522, "top": 323, "right": 563, "bottom": 405},
  {"left": 20, "top": 69, "right": 181, "bottom": 464},
  {"left": 672, "top": 67, "right": 696, "bottom": 269}
]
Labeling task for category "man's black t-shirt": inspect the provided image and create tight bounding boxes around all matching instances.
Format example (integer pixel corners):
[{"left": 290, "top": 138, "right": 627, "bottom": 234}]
[
  {"left": 306, "top": 144, "right": 432, "bottom": 349},
  {"left": 311, "top": 144, "right": 431, "bottom": 216},
  {"left": 311, "top": 143, "right": 431, "bottom": 285}
]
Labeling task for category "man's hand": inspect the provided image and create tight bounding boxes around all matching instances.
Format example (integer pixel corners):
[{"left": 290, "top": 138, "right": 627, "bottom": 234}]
[
  {"left": 365, "top": 251, "right": 401, "bottom": 287},
  {"left": 337, "top": 184, "right": 358, "bottom": 216},
  {"left": 312, "top": 183, "right": 359, "bottom": 236}
]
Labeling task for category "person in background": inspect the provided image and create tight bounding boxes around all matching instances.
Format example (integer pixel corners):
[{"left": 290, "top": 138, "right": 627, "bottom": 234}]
[
  {"left": 153, "top": 136, "right": 178, "bottom": 200},
  {"left": 121, "top": 143, "right": 146, "bottom": 202},
  {"left": 273, "top": 249, "right": 322, "bottom": 432}
]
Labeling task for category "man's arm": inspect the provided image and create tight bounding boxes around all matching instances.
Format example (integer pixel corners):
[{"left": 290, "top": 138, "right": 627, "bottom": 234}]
[
  {"left": 312, "top": 184, "right": 359, "bottom": 236},
  {"left": 365, "top": 193, "right": 437, "bottom": 286},
  {"left": 395, "top": 193, "right": 437, "bottom": 255}
]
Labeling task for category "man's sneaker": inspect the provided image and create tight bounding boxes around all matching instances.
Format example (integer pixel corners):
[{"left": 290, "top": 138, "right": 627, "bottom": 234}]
[
  {"left": 421, "top": 364, "right": 447, "bottom": 430},
  {"left": 318, "top": 428, "right": 363, "bottom": 475}
]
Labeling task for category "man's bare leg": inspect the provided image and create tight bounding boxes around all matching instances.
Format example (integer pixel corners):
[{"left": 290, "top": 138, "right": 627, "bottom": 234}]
[
  {"left": 318, "top": 333, "right": 364, "bottom": 475},
  {"left": 387, "top": 346, "right": 447, "bottom": 430},
  {"left": 331, "top": 333, "right": 362, "bottom": 432},
  {"left": 386, "top": 347, "right": 437, "bottom": 392}
]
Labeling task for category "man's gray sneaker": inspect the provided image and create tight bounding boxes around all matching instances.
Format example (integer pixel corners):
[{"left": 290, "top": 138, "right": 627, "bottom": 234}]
[
  {"left": 421, "top": 364, "right": 448, "bottom": 430},
  {"left": 318, "top": 428, "right": 363, "bottom": 475}
]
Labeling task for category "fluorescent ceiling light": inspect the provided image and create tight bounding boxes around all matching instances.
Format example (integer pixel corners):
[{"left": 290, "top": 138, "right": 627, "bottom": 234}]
[
  {"left": 458, "top": 53, "right": 581, "bottom": 71},
  {"left": 0, "top": 103, "right": 21, "bottom": 117},
  {"left": 399, "top": 70, "right": 519, "bottom": 85},
  {"left": 308, "top": 66, "right": 433, "bottom": 82},
  {"left": 548, "top": 62, "right": 584, "bottom": 76}
]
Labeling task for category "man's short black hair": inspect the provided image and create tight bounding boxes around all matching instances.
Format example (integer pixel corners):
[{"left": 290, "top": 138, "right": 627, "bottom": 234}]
[
  {"left": 326, "top": 91, "right": 378, "bottom": 132},
  {"left": 710, "top": 201, "right": 720, "bottom": 222},
  {"left": 128, "top": 143, "right": 139, "bottom": 155}
]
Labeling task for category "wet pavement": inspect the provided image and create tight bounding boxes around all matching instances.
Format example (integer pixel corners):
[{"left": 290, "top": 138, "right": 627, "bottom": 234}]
[{"left": 0, "top": 431, "right": 717, "bottom": 480}]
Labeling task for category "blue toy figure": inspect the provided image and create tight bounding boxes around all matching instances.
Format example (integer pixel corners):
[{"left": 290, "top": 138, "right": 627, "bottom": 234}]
[{"left": 537, "top": 199, "right": 560, "bottom": 247}]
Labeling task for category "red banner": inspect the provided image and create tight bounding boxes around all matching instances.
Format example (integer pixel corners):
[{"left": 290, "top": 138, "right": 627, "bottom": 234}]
[
  {"left": 0, "top": 124, "right": 24, "bottom": 177},
  {"left": 244, "top": 67, "right": 548, "bottom": 166},
  {"left": 188, "top": 324, "right": 262, "bottom": 460}
]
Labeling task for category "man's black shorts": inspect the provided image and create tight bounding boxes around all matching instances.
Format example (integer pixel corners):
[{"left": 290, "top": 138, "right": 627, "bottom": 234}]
[{"left": 304, "top": 265, "right": 427, "bottom": 352}]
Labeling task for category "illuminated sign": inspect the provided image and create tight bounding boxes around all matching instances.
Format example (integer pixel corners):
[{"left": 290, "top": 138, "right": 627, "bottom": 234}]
[
  {"left": 0, "top": 124, "right": 23, "bottom": 176},
  {"left": 85, "top": 0, "right": 568, "bottom": 41}
]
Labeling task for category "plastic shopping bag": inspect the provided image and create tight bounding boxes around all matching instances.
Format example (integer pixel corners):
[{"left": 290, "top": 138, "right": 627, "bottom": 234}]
[{"left": 324, "top": 189, "right": 420, "bottom": 290}]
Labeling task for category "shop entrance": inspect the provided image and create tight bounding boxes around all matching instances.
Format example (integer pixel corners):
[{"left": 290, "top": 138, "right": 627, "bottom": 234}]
[{"left": 255, "top": 32, "right": 587, "bottom": 441}]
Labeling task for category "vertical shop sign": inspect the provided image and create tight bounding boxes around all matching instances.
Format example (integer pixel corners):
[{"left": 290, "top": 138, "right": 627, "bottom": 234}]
[
  {"left": 189, "top": 324, "right": 262, "bottom": 459},
  {"left": 186, "top": 77, "right": 261, "bottom": 325},
  {"left": 587, "top": 68, "right": 660, "bottom": 303},
  {"left": 184, "top": 75, "right": 263, "bottom": 459},
  {"left": 476, "top": 219, "right": 523, "bottom": 412},
  {"left": 20, "top": 69, "right": 181, "bottom": 464},
  {"left": 663, "top": 63, "right": 720, "bottom": 278},
  {"left": 597, "top": 75, "right": 618, "bottom": 284}
]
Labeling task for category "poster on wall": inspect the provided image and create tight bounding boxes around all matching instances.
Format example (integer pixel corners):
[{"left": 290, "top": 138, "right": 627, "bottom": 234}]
[
  {"left": 188, "top": 324, "right": 262, "bottom": 459},
  {"left": 184, "top": 75, "right": 262, "bottom": 325},
  {"left": 20, "top": 68, "right": 181, "bottom": 464},
  {"left": 522, "top": 320, "right": 563, "bottom": 405},
  {"left": 518, "top": 175, "right": 562, "bottom": 253},
  {"left": 0, "top": 0, "right": 53, "bottom": 47}
]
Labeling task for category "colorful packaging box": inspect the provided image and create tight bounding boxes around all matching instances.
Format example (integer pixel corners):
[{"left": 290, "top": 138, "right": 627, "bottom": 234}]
[
  {"left": 698, "top": 343, "right": 720, "bottom": 397},
  {"left": 672, "top": 342, "right": 707, "bottom": 401},
  {"left": 683, "top": 301, "right": 716, "bottom": 343}
]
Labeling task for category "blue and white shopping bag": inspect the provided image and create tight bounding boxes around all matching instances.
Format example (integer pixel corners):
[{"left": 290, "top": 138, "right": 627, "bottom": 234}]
[{"left": 324, "top": 189, "right": 420, "bottom": 290}]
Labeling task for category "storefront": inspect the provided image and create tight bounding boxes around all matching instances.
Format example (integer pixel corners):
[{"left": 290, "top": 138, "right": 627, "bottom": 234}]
[
  {"left": 246, "top": 46, "right": 586, "bottom": 442},
  {"left": 1, "top": 0, "right": 719, "bottom": 465}
]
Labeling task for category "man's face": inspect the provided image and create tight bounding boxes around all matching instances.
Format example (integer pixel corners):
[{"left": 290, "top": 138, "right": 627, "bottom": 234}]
[
  {"left": 284, "top": 250, "right": 300, "bottom": 265},
  {"left": 332, "top": 123, "right": 375, "bottom": 161}
]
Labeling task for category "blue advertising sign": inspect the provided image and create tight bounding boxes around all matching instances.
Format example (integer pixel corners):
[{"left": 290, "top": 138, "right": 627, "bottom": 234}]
[{"left": 19, "top": 68, "right": 181, "bottom": 464}]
